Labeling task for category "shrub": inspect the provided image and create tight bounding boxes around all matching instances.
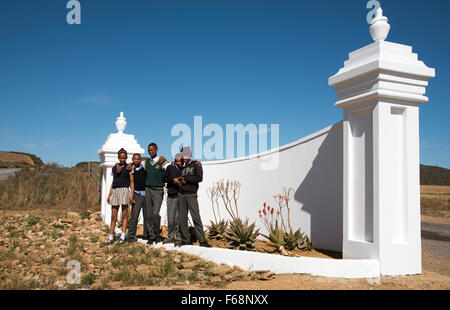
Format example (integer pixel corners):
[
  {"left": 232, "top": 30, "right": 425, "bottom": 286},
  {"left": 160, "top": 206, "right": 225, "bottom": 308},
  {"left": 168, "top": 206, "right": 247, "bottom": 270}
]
[
  {"left": 225, "top": 218, "right": 259, "bottom": 251},
  {"left": 206, "top": 219, "right": 228, "bottom": 240}
]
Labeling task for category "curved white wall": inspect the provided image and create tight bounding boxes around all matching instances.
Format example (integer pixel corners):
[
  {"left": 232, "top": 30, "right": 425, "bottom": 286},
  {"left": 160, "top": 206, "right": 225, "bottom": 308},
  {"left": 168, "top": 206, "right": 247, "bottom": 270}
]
[{"left": 197, "top": 122, "right": 343, "bottom": 252}]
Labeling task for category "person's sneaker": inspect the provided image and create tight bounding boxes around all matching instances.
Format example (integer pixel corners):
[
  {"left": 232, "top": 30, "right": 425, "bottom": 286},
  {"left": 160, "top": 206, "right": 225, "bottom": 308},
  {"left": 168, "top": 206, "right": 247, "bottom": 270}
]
[
  {"left": 163, "top": 239, "right": 175, "bottom": 244},
  {"left": 200, "top": 241, "right": 212, "bottom": 248},
  {"left": 146, "top": 238, "right": 155, "bottom": 245},
  {"left": 105, "top": 239, "right": 114, "bottom": 245},
  {"left": 117, "top": 238, "right": 126, "bottom": 245},
  {"left": 177, "top": 241, "right": 193, "bottom": 247}
]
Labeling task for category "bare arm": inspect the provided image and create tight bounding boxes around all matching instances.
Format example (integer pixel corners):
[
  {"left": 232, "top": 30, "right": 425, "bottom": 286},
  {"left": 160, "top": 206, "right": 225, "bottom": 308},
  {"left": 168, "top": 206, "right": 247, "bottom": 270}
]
[
  {"left": 107, "top": 183, "right": 113, "bottom": 204},
  {"left": 130, "top": 173, "right": 135, "bottom": 204}
]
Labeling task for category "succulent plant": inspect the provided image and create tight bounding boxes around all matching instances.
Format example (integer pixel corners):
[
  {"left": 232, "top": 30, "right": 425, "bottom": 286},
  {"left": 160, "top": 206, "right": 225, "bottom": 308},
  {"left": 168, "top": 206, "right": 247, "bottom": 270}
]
[
  {"left": 206, "top": 219, "right": 228, "bottom": 240},
  {"left": 225, "top": 218, "right": 259, "bottom": 251},
  {"left": 262, "top": 221, "right": 286, "bottom": 250},
  {"left": 284, "top": 229, "right": 313, "bottom": 251}
]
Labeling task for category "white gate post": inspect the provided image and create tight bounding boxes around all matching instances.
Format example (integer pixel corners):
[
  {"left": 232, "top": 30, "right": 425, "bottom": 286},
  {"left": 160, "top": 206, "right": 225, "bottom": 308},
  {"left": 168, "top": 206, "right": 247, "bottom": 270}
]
[
  {"left": 98, "top": 112, "right": 145, "bottom": 230},
  {"left": 329, "top": 8, "right": 435, "bottom": 276}
]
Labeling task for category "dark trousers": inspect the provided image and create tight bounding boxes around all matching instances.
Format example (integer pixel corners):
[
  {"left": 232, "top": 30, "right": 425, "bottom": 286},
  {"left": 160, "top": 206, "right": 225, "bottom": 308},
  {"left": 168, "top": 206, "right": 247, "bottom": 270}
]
[
  {"left": 167, "top": 196, "right": 182, "bottom": 240},
  {"left": 128, "top": 193, "right": 145, "bottom": 241},
  {"left": 145, "top": 187, "right": 164, "bottom": 240},
  {"left": 178, "top": 192, "right": 206, "bottom": 244}
]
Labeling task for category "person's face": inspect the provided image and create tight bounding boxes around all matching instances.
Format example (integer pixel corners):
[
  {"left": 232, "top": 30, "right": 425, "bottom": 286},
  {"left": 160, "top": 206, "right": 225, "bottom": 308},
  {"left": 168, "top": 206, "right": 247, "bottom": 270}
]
[
  {"left": 118, "top": 153, "right": 127, "bottom": 165},
  {"left": 182, "top": 157, "right": 190, "bottom": 164},
  {"left": 132, "top": 155, "right": 141, "bottom": 167},
  {"left": 148, "top": 146, "right": 157, "bottom": 158},
  {"left": 175, "top": 159, "right": 182, "bottom": 168}
]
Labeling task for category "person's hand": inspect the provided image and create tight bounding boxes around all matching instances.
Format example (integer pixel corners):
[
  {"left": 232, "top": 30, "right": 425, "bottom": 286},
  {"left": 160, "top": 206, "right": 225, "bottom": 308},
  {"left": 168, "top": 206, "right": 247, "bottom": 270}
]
[
  {"left": 181, "top": 177, "right": 187, "bottom": 185},
  {"left": 115, "top": 163, "right": 122, "bottom": 173},
  {"left": 130, "top": 197, "right": 135, "bottom": 205},
  {"left": 160, "top": 156, "right": 167, "bottom": 163},
  {"left": 107, "top": 195, "right": 111, "bottom": 204},
  {"left": 173, "top": 178, "right": 181, "bottom": 185},
  {"left": 196, "top": 161, "right": 202, "bottom": 166},
  {"left": 126, "top": 163, "right": 133, "bottom": 171}
]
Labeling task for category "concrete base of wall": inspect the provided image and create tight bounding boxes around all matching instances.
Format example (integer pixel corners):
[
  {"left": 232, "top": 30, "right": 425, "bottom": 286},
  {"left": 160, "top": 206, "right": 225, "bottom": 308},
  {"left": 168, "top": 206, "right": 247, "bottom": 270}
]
[{"left": 136, "top": 239, "right": 381, "bottom": 279}]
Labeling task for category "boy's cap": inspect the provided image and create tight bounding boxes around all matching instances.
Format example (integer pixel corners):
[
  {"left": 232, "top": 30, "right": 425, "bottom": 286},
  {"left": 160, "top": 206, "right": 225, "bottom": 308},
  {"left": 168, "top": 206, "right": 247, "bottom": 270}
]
[
  {"left": 181, "top": 146, "right": 192, "bottom": 159},
  {"left": 175, "top": 153, "right": 182, "bottom": 160}
]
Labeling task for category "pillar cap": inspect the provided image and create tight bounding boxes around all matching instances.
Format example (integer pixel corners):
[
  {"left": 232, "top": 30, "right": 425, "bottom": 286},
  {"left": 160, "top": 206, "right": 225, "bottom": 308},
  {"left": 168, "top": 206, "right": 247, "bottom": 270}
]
[
  {"left": 329, "top": 18, "right": 435, "bottom": 109},
  {"left": 98, "top": 112, "right": 145, "bottom": 165}
]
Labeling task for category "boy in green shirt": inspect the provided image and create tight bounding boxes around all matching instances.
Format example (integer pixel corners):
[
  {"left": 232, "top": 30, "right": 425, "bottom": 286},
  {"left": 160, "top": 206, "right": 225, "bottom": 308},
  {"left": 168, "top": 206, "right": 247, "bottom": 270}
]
[{"left": 143, "top": 143, "right": 169, "bottom": 244}]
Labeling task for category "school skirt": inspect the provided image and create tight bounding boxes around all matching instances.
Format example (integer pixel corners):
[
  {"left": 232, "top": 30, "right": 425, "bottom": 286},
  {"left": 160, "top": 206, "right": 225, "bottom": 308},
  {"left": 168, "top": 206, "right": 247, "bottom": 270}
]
[{"left": 110, "top": 187, "right": 131, "bottom": 206}]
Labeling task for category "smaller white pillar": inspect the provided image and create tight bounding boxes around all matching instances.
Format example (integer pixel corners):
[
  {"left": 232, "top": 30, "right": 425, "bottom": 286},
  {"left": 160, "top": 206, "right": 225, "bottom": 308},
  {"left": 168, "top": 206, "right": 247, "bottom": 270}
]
[
  {"left": 98, "top": 112, "right": 145, "bottom": 228},
  {"left": 329, "top": 8, "right": 435, "bottom": 276}
]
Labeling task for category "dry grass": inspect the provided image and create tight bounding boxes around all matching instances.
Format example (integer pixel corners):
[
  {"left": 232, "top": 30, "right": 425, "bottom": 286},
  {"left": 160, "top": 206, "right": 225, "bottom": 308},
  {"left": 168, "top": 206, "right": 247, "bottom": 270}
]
[
  {"left": 0, "top": 164, "right": 101, "bottom": 212},
  {"left": 421, "top": 186, "right": 450, "bottom": 217}
]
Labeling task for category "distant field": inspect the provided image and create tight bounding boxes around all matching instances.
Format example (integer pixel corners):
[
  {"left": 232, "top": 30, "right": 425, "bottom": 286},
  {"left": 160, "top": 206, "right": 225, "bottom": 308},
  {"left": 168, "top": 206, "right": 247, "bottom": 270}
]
[{"left": 421, "top": 185, "right": 450, "bottom": 218}]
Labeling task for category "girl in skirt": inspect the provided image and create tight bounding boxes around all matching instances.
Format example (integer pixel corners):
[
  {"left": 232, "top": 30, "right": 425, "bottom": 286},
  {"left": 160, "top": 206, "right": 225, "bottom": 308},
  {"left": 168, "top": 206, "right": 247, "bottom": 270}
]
[{"left": 106, "top": 148, "right": 134, "bottom": 244}]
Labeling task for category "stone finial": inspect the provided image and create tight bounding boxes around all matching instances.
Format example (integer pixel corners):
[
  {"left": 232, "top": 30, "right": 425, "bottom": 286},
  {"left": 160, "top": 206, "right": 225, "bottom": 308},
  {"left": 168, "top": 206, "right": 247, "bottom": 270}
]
[
  {"left": 115, "top": 112, "right": 127, "bottom": 134},
  {"left": 370, "top": 8, "right": 390, "bottom": 42}
]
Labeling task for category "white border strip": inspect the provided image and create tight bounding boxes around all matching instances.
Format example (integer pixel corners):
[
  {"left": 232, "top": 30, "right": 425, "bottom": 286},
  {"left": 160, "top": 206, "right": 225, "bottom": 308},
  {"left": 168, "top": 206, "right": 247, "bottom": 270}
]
[{"left": 138, "top": 239, "right": 380, "bottom": 279}]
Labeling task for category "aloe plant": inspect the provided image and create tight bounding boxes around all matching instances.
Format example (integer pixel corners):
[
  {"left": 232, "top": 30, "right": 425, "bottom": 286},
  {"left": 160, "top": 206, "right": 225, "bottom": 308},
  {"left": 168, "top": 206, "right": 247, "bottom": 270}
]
[
  {"left": 284, "top": 229, "right": 313, "bottom": 251},
  {"left": 262, "top": 221, "right": 286, "bottom": 250},
  {"left": 225, "top": 218, "right": 259, "bottom": 251},
  {"left": 206, "top": 219, "right": 228, "bottom": 240}
]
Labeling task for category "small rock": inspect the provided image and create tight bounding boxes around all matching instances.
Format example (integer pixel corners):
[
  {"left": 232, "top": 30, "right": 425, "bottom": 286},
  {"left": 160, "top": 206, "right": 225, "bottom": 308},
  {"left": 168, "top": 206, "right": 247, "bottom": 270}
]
[
  {"left": 55, "top": 280, "right": 66, "bottom": 288},
  {"left": 136, "top": 265, "right": 152, "bottom": 274},
  {"left": 223, "top": 274, "right": 233, "bottom": 282},
  {"left": 254, "top": 270, "right": 270, "bottom": 274},
  {"left": 209, "top": 276, "right": 222, "bottom": 285},
  {"left": 179, "top": 269, "right": 193, "bottom": 275},
  {"left": 180, "top": 261, "right": 199, "bottom": 269},
  {"left": 210, "top": 264, "right": 232, "bottom": 276},
  {"left": 67, "top": 212, "right": 81, "bottom": 219},
  {"left": 258, "top": 272, "right": 276, "bottom": 281},
  {"left": 279, "top": 246, "right": 289, "bottom": 256}
]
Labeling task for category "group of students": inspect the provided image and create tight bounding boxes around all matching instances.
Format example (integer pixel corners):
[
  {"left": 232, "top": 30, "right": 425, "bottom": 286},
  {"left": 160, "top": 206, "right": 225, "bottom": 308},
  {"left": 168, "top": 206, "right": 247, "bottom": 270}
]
[{"left": 106, "top": 143, "right": 212, "bottom": 248}]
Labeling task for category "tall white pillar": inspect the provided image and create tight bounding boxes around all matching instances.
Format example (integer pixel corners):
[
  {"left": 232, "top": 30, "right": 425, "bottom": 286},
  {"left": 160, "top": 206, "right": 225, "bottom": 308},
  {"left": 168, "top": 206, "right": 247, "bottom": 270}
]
[
  {"left": 98, "top": 112, "right": 145, "bottom": 229},
  {"left": 329, "top": 8, "right": 435, "bottom": 276}
]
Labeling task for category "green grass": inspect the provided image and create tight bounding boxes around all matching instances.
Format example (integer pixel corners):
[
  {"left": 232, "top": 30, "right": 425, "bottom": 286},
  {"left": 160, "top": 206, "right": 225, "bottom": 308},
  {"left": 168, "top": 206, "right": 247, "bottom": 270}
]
[
  {"left": 81, "top": 273, "right": 97, "bottom": 286},
  {"left": 26, "top": 217, "right": 39, "bottom": 227},
  {"left": 67, "top": 233, "right": 78, "bottom": 256}
]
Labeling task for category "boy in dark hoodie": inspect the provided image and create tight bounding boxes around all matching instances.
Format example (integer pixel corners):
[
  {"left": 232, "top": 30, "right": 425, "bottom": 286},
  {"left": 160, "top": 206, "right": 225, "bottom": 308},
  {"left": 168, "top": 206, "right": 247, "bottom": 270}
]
[
  {"left": 176, "top": 147, "right": 212, "bottom": 247},
  {"left": 162, "top": 153, "right": 183, "bottom": 244}
]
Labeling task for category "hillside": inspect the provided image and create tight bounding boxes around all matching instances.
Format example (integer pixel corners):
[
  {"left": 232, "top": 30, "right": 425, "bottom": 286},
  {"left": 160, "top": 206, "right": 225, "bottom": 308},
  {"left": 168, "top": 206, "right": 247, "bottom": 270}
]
[
  {"left": 420, "top": 164, "right": 450, "bottom": 186},
  {"left": 0, "top": 151, "right": 43, "bottom": 169}
]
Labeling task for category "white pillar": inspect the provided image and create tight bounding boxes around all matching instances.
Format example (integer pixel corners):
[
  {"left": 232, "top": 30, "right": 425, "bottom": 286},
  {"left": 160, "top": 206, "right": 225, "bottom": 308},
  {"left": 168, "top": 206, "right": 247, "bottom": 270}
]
[
  {"left": 98, "top": 112, "right": 145, "bottom": 230},
  {"left": 329, "top": 8, "right": 435, "bottom": 276}
]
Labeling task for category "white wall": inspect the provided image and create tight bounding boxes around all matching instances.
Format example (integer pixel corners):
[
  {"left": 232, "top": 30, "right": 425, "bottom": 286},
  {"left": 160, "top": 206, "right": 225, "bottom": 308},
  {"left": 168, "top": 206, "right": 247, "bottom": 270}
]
[{"left": 196, "top": 122, "right": 344, "bottom": 252}]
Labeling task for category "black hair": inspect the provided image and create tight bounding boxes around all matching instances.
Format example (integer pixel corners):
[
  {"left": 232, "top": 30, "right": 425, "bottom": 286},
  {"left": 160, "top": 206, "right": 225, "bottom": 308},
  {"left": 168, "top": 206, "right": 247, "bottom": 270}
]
[
  {"left": 132, "top": 153, "right": 142, "bottom": 159},
  {"left": 148, "top": 143, "right": 158, "bottom": 149},
  {"left": 118, "top": 148, "right": 128, "bottom": 157}
]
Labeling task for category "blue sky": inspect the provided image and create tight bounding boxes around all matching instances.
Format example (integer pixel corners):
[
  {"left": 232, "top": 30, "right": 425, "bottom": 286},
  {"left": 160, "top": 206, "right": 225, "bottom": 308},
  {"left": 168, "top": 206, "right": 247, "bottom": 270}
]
[{"left": 0, "top": 0, "right": 448, "bottom": 168}]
